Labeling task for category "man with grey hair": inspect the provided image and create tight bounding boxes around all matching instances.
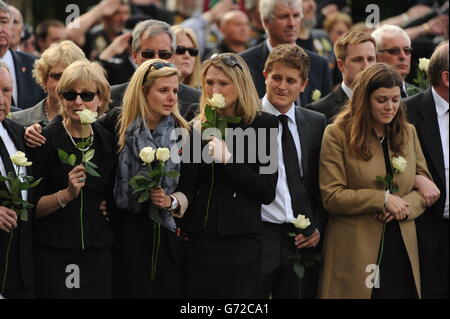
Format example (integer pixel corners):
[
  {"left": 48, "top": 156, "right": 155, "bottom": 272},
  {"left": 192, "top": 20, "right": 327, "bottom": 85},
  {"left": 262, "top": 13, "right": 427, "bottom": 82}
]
[
  {"left": 0, "top": 61, "right": 34, "bottom": 298},
  {"left": 109, "top": 19, "right": 200, "bottom": 119},
  {"left": 372, "top": 24, "right": 415, "bottom": 98},
  {"left": 405, "top": 42, "right": 449, "bottom": 299},
  {"left": 0, "top": 1, "right": 44, "bottom": 109},
  {"left": 240, "top": 0, "right": 331, "bottom": 106}
]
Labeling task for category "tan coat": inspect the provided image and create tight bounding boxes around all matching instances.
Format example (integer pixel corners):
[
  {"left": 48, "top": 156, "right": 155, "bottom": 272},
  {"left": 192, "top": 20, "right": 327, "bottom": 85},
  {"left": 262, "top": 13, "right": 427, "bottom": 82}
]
[{"left": 318, "top": 123, "right": 431, "bottom": 299}]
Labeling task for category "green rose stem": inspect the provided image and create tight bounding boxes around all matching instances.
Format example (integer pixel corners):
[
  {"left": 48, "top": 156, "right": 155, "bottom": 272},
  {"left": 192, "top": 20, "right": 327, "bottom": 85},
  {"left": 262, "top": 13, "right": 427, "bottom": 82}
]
[
  {"left": 79, "top": 124, "right": 88, "bottom": 251},
  {"left": 151, "top": 222, "right": 161, "bottom": 280},
  {"left": 1, "top": 224, "right": 14, "bottom": 294},
  {"left": 204, "top": 163, "right": 215, "bottom": 229}
]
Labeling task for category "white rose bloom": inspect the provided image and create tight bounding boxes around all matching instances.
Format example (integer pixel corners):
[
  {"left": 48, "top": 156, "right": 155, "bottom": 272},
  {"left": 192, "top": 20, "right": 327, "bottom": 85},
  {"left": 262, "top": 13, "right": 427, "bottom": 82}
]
[
  {"left": 291, "top": 214, "right": 311, "bottom": 230},
  {"left": 418, "top": 58, "right": 430, "bottom": 72},
  {"left": 311, "top": 89, "right": 321, "bottom": 102},
  {"left": 77, "top": 109, "right": 98, "bottom": 124},
  {"left": 391, "top": 156, "right": 407, "bottom": 173},
  {"left": 207, "top": 93, "right": 226, "bottom": 109},
  {"left": 139, "top": 147, "right": 156, "bottom": 164},
  {"left": 156, "top": 147, "right": 171, "bottom": 162},
  {"left": 10, "top": 151, "right": 32, "bottom": 167}
]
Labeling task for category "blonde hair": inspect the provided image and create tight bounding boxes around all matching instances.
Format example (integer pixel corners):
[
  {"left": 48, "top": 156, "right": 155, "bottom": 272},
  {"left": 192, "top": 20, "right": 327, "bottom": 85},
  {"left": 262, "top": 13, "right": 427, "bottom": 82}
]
[
  {"left": 323, "top": 12, "right": 352, "bottom": 34},
  {"left": 198, "top": 53, "right": 261, "bottom": 126},
  {"left": 56, "top": 60, "right": 111, "bottom": 118},
  {"left": 117, "top": 59, "right": 190, "bottom": 152},
  {"left": 33, "top": 40, "right": 87, "bottom": 90},
  {"left": 171, "top": 25, "right": 201, "bottom": 88},
  {"left": 334, "top": 31, "right": 376, "bottom": 61}
]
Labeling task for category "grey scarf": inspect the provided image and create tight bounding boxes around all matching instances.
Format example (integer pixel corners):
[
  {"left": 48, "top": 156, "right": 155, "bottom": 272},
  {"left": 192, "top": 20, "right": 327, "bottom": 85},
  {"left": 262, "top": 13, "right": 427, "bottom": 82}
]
[{"left": 114, "top": 115, "right": 179, "bottom": 232}]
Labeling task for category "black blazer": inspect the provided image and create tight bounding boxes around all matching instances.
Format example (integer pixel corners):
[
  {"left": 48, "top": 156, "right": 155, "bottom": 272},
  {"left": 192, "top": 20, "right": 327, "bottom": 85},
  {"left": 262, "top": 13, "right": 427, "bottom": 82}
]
[
  {"left": 31, "top": 117, "right": 115, "bottom": 249},
  {"left": 240, "top": 41, "right": 332, "bottom": 106},
  {"left": 292, "top": 106, "right": 328, "bottom": 234},
  {"left": 11, "top": 50, "right": 46, "bottom": 110},
  {"left": 109, "top": 82, "right": 200, "bottom": 120},
  {"left": 0, "top": 118, "right": 34, "bottom": 291},
  {"left": 405, "top": 88, "right": 446, "bottom": 221},
  {"left": 100, "top": 57, "right": 135, "bottom": 86},
  {"left": 178, "top": 112, "right": 279, "bottom": 236},
  {"left": 306, "top": 84, "right": 348, "bottom": 123}
]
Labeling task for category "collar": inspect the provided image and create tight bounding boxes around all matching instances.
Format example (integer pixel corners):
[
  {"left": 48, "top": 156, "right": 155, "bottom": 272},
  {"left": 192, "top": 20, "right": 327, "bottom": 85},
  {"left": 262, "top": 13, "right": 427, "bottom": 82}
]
[
  {"left": 266, "top": 39, "right": 274, "bottom": 53},
  {"left": 262, "top": 95, "right": 296, "bottom": 123},
  {"left": 341, "top": 82, "right": 353, "bottom": 98},
  {"left": 432, "top": 87, "right": 449, "bottom": 117}
]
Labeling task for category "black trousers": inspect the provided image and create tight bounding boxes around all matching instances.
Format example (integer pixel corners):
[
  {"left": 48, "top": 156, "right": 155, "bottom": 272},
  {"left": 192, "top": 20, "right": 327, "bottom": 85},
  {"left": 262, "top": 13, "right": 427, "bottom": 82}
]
[
  {"left": 260, "top": 222, "right": 319, "bottom": 299},
  {"left": 418, "top": 218, "right": 449, "bottom": 299}
]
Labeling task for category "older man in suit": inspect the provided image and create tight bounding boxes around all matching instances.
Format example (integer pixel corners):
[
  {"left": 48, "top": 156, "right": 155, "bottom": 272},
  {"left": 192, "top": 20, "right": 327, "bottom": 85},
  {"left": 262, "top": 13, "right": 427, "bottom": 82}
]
[
  {"left": 306, "top": 31, "right": 377, "bottom": 122},
  {"left": 0, "top": 2, "right": 45, "bottom": 110},
  {"left": 0, "top": 62, "right": 34, "bottom": 298},
  {"left": 240, "top": 0, "right": 331, "bottom": 106},
  {"left": 108, "top": 19, "right": 200, "bottom": 120},
  {"left": 260, "top": 44, "right": 326, "bottom": 298},
  {"left": 404, "top": 42, "right": 449, "bottom": 299}
]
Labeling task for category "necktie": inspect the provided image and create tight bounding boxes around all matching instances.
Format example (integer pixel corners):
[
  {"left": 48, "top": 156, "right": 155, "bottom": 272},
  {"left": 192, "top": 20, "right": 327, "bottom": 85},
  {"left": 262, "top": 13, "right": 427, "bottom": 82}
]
[
  {"left": 278, "top": 115, "right": 312, "bottom": 217},
  {"left": 0, "top": 136, "right": 17, "bottom": 180}
]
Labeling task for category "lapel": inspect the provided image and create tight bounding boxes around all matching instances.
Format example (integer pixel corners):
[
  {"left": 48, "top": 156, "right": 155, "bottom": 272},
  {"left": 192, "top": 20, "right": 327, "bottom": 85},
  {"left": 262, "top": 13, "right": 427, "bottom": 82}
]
[
  {"left": 1, "top": 119, "right": 27, "bottom": 193},
  {"left": 333, "top": 85, "right": 348, "bottom": 105},
  {"left": 10, "top": 50, "right": 24, "bottom": 106},
  {"left": 417, "top": 88, "right": 445, "bottom": 186},
  {"left": 294, "top": 106, "right": 309, "bottom": 175}
]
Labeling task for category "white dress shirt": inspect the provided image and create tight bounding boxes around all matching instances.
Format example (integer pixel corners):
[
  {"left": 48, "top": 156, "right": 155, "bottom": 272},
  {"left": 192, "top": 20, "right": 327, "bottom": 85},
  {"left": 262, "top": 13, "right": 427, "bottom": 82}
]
[
  {"left": 261, "top": 95, "right": 303, "bottom": 223},
  {"left": 341, "top": 82, "right": 353, "bottom": 99},
  {"left": 432, "top": 88, "right": 449, "bottom": 218},
  {"left": 0, "top": 122, "right": 28, "bottom": 201}
]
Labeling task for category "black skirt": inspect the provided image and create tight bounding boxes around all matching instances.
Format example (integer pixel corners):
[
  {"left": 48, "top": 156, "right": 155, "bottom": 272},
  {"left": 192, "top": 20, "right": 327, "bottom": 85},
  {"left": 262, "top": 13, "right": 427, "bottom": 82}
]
[
  {"left": 184, "top": 234, "right": 261, "bottom": 299},
  {"left": 34, "top": 243, "right": 112, "bottom": 299}
]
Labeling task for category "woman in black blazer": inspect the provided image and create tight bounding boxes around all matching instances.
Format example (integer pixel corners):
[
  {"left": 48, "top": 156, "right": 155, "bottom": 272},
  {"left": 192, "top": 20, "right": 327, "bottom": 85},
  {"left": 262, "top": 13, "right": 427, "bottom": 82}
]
[
  {"left": 31, "top": 61, "right": 114, "bottom": 298},
  {"left": 152, "top": 53, "right": 279, "bottom": 298}
]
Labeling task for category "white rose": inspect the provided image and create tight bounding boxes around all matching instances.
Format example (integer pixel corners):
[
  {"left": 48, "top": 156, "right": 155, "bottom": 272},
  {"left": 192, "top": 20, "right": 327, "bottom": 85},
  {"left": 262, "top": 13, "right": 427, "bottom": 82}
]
[
  {"left": 291, "top": 214, "right": 311, "bottom": 230},
  {"left": 418, "top": 58, "right": 430, "bottom": 72},
  {"left": 139, "top": 147, "right": 156, "bottom": 164},
  {"left": 156, "top": 147, "right": 170, "bottom": 162},
  {"left": 10, "top": 151, "right": 32, "bottom": 167},
  {"left": 311, "top": 89, "right": 321, "bottom": 102},
  {"left": 391, "top": 156, "right": 407, "bottom": 173},
  {"left": 77, "top": 109, "right": 98, "bottom": 124},
  {"left": 207, "top": 93, "right": 226, "bottom": 109}
]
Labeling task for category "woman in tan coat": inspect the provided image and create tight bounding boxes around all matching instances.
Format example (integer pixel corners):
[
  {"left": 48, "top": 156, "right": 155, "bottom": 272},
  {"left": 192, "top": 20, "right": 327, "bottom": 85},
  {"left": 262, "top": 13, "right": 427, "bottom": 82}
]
[{"left": 318, "top": 63, "right": 435, "bottom": 299}]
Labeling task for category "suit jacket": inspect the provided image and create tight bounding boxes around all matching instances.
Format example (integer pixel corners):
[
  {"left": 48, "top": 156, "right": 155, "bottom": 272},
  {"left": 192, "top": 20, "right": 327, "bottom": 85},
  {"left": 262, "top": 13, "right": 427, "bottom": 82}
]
[
  {"left": 318, "top": 123, "right": 430, "bottom": 298},
  {"left": 0, "top": 118, "right": 34, "bottom": 294},
  {"left": 110, "top": 82, "right": 200, "bottom": 120},
  {"left": 100, "top": 57, "right": 135, "bottom": 86},
  {"left": 11, "top": 50, "right": 45, "bottom": 110},
  {"left": 404, "top": 88, "right": 447, "bottom": 298},
  {"left": 11, "top": 98, "right": 49, "bottom": 128},
  {"left": 306, "top": 85, "right": 348, "bottom": 123},
  {"left": 178, "top": 112, "right": 279, "bottom": 236},
  {"left": 292, "top": 106, "right": 328, "bottom": 234},
  {"left": 240, "top": 41, "right": 332, "bottom": 106}
]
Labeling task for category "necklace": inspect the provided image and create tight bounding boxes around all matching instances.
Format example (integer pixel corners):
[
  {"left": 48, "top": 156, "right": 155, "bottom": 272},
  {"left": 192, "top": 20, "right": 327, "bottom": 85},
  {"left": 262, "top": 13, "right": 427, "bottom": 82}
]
[
  {"left": 63, "top": 121, "right": 94, "bottom": 152},
  {"left": 379, "top": 136, "right": 386, "bottom": 144}
]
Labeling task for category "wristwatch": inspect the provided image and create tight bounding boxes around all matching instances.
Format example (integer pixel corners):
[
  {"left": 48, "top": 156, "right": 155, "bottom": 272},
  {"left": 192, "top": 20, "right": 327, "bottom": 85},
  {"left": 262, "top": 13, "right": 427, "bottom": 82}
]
[{"left": 168, "top": 195, "right": 179, "bottom": 211}]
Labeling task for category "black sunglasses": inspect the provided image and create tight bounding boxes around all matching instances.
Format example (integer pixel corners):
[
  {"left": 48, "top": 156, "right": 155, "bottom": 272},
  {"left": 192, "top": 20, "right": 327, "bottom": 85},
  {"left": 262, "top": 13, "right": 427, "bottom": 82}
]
[
  {"left": 140, "top": 50, "right": 173, "bottom": 60},
  {"left": 378, "top": 47, "right": 413, "bottom": 56},
  {"left": 212, "top": 54, "right": 243, "bottom": 70},
  {"left": 49, "top": 72, "right": 63, "bottom": 81},
  {"left": 143, "top": 62, "right": 177, "bottom": 82},
  {"left": 61, "top": 91, "right": 97, "bottom": 102},
  {"left": 175, "top": 46, "right": 199, "bottom": 57}
]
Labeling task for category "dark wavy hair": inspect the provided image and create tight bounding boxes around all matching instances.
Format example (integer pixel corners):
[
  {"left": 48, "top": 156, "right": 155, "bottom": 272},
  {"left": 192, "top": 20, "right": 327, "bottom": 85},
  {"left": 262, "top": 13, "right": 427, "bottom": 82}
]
[{"left": 334, "top": 63, "right": 408, "bottom": 160}]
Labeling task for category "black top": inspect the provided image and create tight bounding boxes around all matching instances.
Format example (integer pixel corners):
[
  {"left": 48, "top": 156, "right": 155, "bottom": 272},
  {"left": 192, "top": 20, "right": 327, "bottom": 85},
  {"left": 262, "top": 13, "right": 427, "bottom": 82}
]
[
  {"left": 31, "top": 116, "right": 115, "bottom": 249},
  {"left": 177, "top": 111, "right": 279, "bottom": 236}
]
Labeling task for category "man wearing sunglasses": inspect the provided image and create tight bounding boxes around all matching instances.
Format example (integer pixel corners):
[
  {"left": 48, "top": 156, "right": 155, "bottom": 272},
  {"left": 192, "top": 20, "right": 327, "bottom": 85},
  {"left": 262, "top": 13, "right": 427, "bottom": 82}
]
[
  {"left": 109, "top": 19, "right": 200, "bottom": 120},
  {"left": 372, "top": 24, "right": 416, "bottom": 98}
]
